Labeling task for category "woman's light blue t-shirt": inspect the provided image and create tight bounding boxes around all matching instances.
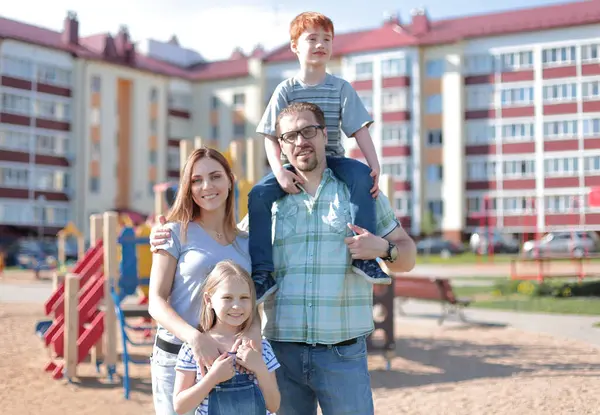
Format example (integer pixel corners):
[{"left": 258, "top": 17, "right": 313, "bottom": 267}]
[{"left": 154, "top": 221, "right": 251, "bottom": 345}]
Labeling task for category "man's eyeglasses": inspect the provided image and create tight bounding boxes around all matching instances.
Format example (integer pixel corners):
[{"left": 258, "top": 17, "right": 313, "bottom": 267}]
[{"left": 279, "top": 125, "right": 324, "bottom": 144}]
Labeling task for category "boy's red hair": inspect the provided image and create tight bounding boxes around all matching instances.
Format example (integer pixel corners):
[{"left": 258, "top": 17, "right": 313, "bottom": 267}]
[{"left": 290, "top": 12, "right": 334, "bottom": 43}]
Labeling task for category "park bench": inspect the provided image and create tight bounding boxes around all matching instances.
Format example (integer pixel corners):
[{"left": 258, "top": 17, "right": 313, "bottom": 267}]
[{"left": 393, "top": 276, "right": 471, "bottom": 325}]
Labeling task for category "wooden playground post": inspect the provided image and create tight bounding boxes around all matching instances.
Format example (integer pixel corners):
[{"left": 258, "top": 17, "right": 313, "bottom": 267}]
[
  {"left": 368, "top": 174, "right": 396, "bottom": 370},
  {"left": 245, "top": 137, "right": 260, "bottom": 184},
  {"left": 179, "top": 140, "right": 194, "bottom": 171},
  {"left": 103, "top": 212, "right": 119, "bottom": 377},
  {"left": 63, "top": 272, "right": 79, "bottom": 379},
  {"left": 194, "top": 136, "right": 204, "bottom": 149},
  {"left": 89, "top": 214, "right": 104, "bottom": 366},
  {"left": 229, "top": 140, "right": 243, "bottom": 178}
]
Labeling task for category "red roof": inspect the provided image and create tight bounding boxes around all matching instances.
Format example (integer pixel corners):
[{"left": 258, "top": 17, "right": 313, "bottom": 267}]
[
  {"left": 189, "top": 57, "right": 249, "bottom": 81},
  {"left": 416, "top": 0, "right": 600, "bottom": 45},
  {"left": 2, "top": 1, "right": 600, "bottom": 79}
]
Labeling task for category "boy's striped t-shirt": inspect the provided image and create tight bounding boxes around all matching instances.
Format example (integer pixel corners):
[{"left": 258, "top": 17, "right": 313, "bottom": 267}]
[
  {"left": 257, "top": 73, "right": 373, "bottom": 157},
  {"left": 175, "top": 338, "right": 280, "bottom": 415}
]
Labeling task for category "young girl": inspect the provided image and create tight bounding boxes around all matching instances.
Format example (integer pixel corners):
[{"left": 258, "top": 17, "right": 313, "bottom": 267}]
[{"left": 173, "top": 260, "right": 280, "bottom": 415}]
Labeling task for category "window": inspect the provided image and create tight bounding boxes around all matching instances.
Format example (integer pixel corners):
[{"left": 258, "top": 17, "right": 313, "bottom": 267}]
[
  {"left": 544, "top": 83, "right": 577, "bottom": 102},
  {"left": 381, "top": 89, "right": 407, "bottom": 111},
  {"left": 467, "top": 160, "right": 496, "bottom": 180},
  {"left": 394, "top": 197, "right": 411, "bottom": 215},
  {"left": 381, "top": 58, "right": 408, "bottom": 77},
  {"left": 499, "top": 51, "right": 533, "bottom": 71},
  {"left": 466, "top": 85, "right": 493, "bottom": 110},
  {"left": 544, "top": 120, "right": 578, "bottom": 138},
  {"left": 35, "top": 168, "right": 56, "bottom": 190},
  {"left": 426, "top": 165, "right": 443, "bottom": 182},
  {"left": 0, "top": 129, "right": 29, "bottom": 152},
  {"left": 2, "top": 93, "right": 31, "bottom": 115},
  {"left": 150, "top": 88, "right": 158, "bottom": 102},
  {"left": 501, "top": 122, "right": 534, "bottom": 141},
  {"left": 545, "top": 195, "right": 575, "bottom": 213},
  {"left": 148, "top": 181, "right": 155, "bottom": 196},
  {"left": 582, "top": 44, "right": 600, "bottom": 62},
  {"left": 426, "top": 59, "right": 444, "bottom": 78},
  {"left": 36, "top": 99, "right": 69, "bottom": 121},
  {"left": 233, "top": 122, "right": 245, "bottom": 137},
  {"left": 503, "top": 160, "right": 535, "bottom": 177},
  {"left": 381, "top": 162, "right": 410, "bottom": 180},
  {"left": 426, "top": 95, "right": 442, "bottom": 114},
  {"left": 501, "top": 86, "right": 534, "bottom": 106},
  {"left": 0, "top": 55, "right": 33, "bottom": 79},
  {"left": 542, "top": 46, "right": 576, "bottom": 66},
  {"left": 503, "top": 197, "right": 535, "bottom": 214},
  {"left": 211, "top": 125, "right": 219, "bottom": 139},
  {"left": 91, "top": 142, "right": 100, "bottom": 161},
  {"left": 582, "top": 81, "right": 600, "bottom": 99},
  {"left": 169, "top": 93, "right": 192, "bottom": 110},
  {"left": 149, "top": 150, "right": 157, "bottom": 165},
  {"left": 544, "top": 157, "right": 579, "bottom": 176},
  {"left": 427, "top": 130, "right": 442, "bottom": 146},
  {"left": 210, "top": 96, "right": 219, "bottom": 110},
  {"left": 583, "top": 118, "right": 600, "bottom": 137},
  {"left": 37, "top": 64, "right": 71, "bottom": 86},
  {"left": 0, "top": 166, "right": 29, "bottom": 187},
  {"left": 355, "top": 62, "right": 373, "bottom": 79},
  {"left": 89, "top": 177, "right": 99, "bottom": 193},
  {"left": 585, "top": 155, "right": 600, "bottom": 173},
  {"left": 467, "top": 197, "right": 482, "bottom": 213},
  {"left": 91, "top": 76, "right": 101, "bottom": 93},
  {"left": 381, "top": 123, "right": 410, "bottom": 144},
  {"left": 466, "top": 121, "right": 495, "bottom": 144},
  {"left": 167, "top": 147, "right": 180, "bottom": 171},
  {"left": 150, "top": 119, "right": 157, "bottom": 135},
  {"left": 428, "top": 200, "right": 443, "bottom": 217},
  {"left": 357, "top": 92, "right": 373, "bottom": 112},
  {"left": 464, "top": 54, "right": 493, "bottom": 75},
  {"left": 233, "top": 93, "right": 245, "bottom": 107}
]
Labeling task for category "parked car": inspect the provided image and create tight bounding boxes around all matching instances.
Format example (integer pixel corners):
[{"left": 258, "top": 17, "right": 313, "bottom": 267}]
[
  {"left": 4, "top": 239, "right": 58, "bottom": 269},
  {"left": 522, "top": 231, "right": 600, "bottom": 258},
  {"left": 469, "top": 229, "right": 520, "bottom": 255},
  {"left": 416, "top": 238, "right": 465, "bottom": 258}
]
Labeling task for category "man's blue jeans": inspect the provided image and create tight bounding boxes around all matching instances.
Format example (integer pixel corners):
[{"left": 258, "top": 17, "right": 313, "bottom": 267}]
[
  {"left": 269, "top": 337, "right": 374, "bottom": 415},
  {"left": 248, "top": 156, "right": 376, "bottom": 274}
]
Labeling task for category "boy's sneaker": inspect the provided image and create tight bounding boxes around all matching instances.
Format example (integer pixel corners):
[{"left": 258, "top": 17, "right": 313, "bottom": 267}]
[
  {"left": 352, "top": 259, "right": 392, "bottom": 285},
  {"left": 252, "top": 271, "right": 278, "bottom": 303}
]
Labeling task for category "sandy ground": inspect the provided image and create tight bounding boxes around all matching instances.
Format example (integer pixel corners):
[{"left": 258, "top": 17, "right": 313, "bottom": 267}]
[{"left": 2, "top": 300, "right": 600, "bottom": 415}]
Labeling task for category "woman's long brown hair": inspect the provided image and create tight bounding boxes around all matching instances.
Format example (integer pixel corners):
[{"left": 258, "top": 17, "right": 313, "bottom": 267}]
[{"left": 166, "top": 147, "right": 238, "bottom": 243}]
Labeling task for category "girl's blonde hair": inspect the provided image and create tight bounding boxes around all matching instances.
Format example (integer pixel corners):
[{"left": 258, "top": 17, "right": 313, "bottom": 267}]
[
  {"left": 166, "top": 147, "right": 238, "bottom": 243},
  {"left": 199, "top": 260, "right": 256, "bottom": 335}
]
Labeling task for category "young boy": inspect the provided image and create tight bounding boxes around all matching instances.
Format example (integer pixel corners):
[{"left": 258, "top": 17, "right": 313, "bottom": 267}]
[{"left": 248, "top": 11, "right": 391, "bottom": 289}]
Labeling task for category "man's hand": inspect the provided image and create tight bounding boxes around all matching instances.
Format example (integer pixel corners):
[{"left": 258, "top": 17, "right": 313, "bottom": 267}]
[
  {"left": 274, "top": 167, "right": 304, "bottom": 194},
  {"left": 369, "top": 165, "right": 380, "bottom": 198},
  {"left": 188, "top": 331, "right": 223, "bottom": 376},
  {"left": 149, "top": 215, "right": 171, "bottom": 252},
  {"left": 344, "top": 224, "right": 388, "bottom": 260}
]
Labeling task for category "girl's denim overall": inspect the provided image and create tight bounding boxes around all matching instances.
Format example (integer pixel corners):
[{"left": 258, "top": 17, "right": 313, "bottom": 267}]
[{"left": 208, "top": 372, "right": 266, "bottom": 415}]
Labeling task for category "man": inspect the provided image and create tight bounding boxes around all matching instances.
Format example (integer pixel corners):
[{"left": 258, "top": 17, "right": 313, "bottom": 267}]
[{"left": 263, "top": 102, "right": 416, "bottom": 415}]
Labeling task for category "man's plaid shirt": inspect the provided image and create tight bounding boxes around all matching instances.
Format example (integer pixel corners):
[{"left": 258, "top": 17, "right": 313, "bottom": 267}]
[{"left": 262, "top": 168, "right": 400, "bottom": 345}]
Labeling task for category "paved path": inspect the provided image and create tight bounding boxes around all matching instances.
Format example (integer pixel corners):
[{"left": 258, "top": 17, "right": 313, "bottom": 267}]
[
  {"left": 0, "top": 281, "right": 53, "bottom": 304},
  {"left": 397, "top": 300, "right": 600, "bottom": 348}
]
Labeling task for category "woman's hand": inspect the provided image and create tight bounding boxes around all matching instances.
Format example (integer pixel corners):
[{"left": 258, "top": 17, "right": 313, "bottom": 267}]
[{"left": 188, "top": 331, "right": 223, "bottom": 376}]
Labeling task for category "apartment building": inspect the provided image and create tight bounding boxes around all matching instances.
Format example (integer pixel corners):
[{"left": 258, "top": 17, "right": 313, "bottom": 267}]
[{"left": 1, "top": 1, "right": 600, "bottom": 240}]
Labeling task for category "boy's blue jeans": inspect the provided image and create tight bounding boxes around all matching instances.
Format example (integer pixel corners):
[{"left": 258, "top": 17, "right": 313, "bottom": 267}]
[{"left": 248, "top": 156, "right": 376, "bottom": 274}]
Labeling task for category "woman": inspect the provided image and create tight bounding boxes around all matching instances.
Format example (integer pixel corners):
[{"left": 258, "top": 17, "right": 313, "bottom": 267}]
[{"left": 148, "top": 147, "right": 262, "bottom": 415}]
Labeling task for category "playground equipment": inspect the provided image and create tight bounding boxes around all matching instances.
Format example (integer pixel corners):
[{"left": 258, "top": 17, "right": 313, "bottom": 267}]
[{"left": 39, "top": 211, "right": 155, "bottom": 399}]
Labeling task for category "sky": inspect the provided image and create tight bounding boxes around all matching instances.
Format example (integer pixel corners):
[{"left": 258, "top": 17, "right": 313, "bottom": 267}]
[{"left": 1, "top": 0, "right": 579, "bottom": 61}]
